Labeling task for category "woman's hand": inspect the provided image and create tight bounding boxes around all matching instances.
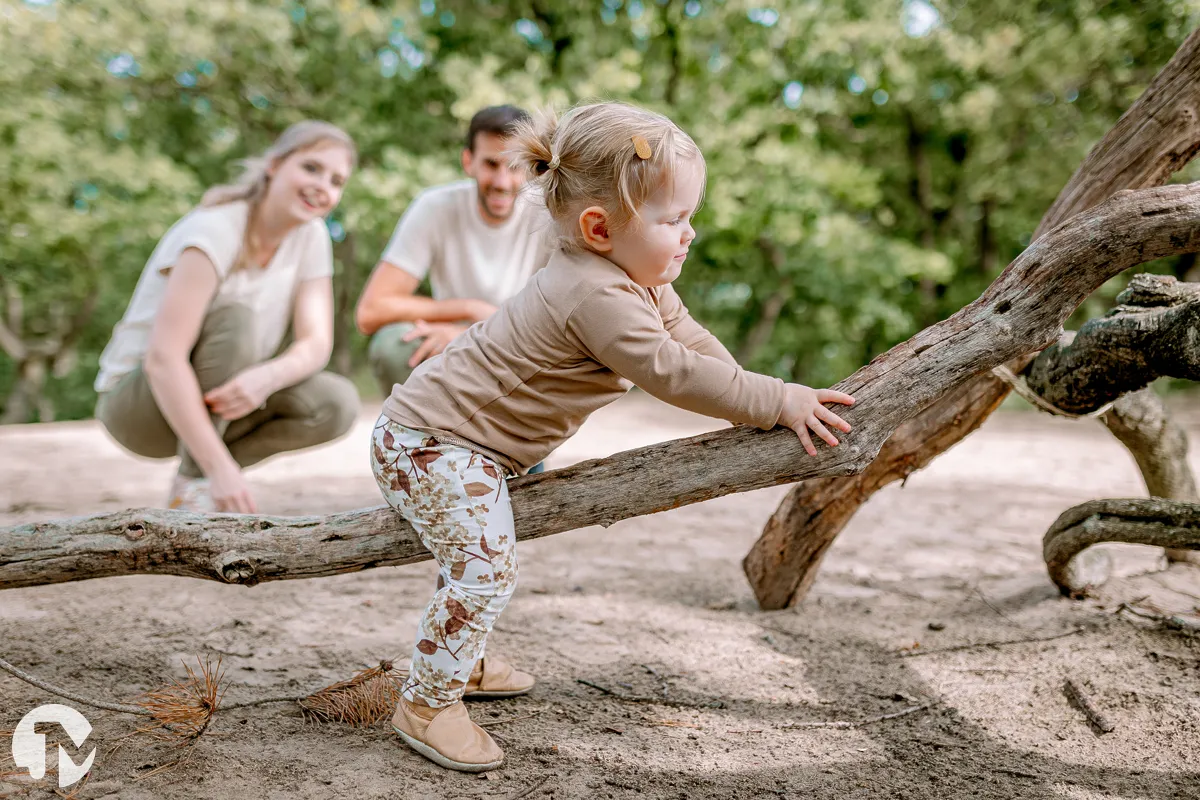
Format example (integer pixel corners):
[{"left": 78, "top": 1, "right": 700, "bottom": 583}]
[
  {"left": 204, "top": 364, "right": 276, "bottom": 421},
  {"left": 779, "top": 384, "right": 856, "bottom": 457},
  {"left": 208, "top": 461, "right": 257, "bottom": 513}
]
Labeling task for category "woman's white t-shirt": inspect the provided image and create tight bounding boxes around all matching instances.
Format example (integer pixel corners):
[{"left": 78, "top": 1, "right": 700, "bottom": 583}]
[{"left": 94, "top": 200, "right": 334, "bottom": 393}]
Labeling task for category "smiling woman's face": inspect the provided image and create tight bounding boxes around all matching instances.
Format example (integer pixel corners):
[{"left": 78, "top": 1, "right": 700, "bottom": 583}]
[{"left": 265, "top": 141, "right": 354, "bottom": 224}]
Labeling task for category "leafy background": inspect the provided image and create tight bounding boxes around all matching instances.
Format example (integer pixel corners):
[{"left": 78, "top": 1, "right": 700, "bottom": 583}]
[{"left": 3, "top": 0, "right": 1198, "bottom": 422}]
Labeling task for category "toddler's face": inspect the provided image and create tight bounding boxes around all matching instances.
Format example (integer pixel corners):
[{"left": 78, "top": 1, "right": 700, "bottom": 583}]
[{"left": 607, "top": 157, "right": 703, "bottom": 288}]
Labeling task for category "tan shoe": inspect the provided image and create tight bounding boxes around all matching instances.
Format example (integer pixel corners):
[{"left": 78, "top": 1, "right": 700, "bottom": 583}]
[
  {"left": 464, "top": 655, "right": 536, "bottom": 700},
  {"left": 391, "top": 699, "right": 504, "bottom": 772}
]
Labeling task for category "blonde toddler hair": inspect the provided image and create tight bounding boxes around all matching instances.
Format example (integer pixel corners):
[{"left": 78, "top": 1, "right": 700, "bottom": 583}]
[
  {"left": 201, "top": 120, "right": 357, "bottom": 268},
  {"left": 507, "top": 102, "right": 704, "bottom": 251}
]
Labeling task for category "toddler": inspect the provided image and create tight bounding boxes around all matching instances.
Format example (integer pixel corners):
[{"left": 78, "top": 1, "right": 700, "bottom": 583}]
[{"left": 371, "top": 101, "right": 855, "bottom": 772}]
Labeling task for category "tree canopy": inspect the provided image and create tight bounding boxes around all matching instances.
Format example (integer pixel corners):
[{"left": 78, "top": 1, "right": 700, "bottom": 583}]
[{"left": 2, "top": 0, "right": 1196, "bottom": 422}]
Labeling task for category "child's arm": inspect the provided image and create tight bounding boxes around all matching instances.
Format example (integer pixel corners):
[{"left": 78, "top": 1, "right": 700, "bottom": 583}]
[
  {"left": 568, "top": 283, "right": 785, "bottom": 430},
  {"left": 570, "top": 283, "right": 854, "bottom": 455},
  {"left": 655, "top": 285, "right": 738, "bottom": 367}
]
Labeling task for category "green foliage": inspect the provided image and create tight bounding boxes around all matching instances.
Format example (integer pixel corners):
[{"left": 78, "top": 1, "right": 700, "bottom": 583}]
[{"left": 1, "top": 0, "right": 1196, "bottom": 419}]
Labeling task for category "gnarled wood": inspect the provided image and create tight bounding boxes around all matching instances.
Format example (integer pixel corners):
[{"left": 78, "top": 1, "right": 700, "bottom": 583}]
[
  {"left": 1020, "top": 273, "right": 1200, "bottom": 576},
  {"left": 1044, "top": 498, "right": 1200, "bottom": 595},
  {"left": 6, "top": 184, "right": 1200, "bottom": 590},
  {"left": 1102, "top": 388, "right": 1199, "bottom": 564},
  {"left": 1026, "top": 275, "right": 1200, "bottom": 413},
  {"left": 745, "top": 28, "right": 1200, "bottom": 609}
]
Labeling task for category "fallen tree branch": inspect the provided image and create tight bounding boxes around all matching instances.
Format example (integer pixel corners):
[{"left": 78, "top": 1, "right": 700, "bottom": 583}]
[
  {"left": 1063, "top": 678, "right": 1116, "bottom": 734},
  {"left": 1043, "top": 497, "right": 1200, "bottom": 594},
  {"left": 743, "top": 28, "right": 1200, "bottom": 610},
  {"left": 5, "top": 184, "right": 1200, "bottom": 589}
]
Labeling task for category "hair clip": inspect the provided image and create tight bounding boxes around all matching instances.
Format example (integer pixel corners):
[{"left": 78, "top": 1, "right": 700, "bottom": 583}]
[{"left": 631, "top": 135, "right": 652, "bottom": 160}]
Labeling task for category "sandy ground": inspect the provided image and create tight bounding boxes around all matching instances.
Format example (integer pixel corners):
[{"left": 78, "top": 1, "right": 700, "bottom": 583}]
[{"left": 2, "top": 391, "right": 1199, "bottom": 800}]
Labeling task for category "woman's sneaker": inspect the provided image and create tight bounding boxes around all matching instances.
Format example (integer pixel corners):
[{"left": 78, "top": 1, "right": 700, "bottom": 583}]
[
  {"left": 391, "top": 698, "right": 504, "bottom": 772},
  {"left": 167, "top": 474, "right": 215, "bottom": 512}
]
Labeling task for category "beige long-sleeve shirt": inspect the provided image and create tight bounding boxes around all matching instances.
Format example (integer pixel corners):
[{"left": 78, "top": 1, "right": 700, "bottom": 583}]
[{"left": 382, "top": 249, "right": 786, "bottom": 474}]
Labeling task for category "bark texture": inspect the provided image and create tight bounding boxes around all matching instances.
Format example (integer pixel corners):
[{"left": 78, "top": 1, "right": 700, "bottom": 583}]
[
  {"left": 1026, "top": 275, "right": 1200, "bottom": 413},
  {"left": 1021, "top": 273, "right": 1200, "bottom": 575},
  {"left": 1102, "top": 388, "right": 1199, "bottom": 564},
  {"left": 7, "top": 185, "right": 1200, "bottom": 590},
  {"left": 1044, "top": 498, "right": 1200, "bottom": 594},
  {"left": 744, "top": 28, "right": 1200, "bottom": 609}
]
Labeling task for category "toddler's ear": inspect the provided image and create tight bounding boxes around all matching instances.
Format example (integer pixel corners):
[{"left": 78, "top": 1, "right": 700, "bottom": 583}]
[{"left": 579, "top": 206, "right": 612, "bottom": 252}]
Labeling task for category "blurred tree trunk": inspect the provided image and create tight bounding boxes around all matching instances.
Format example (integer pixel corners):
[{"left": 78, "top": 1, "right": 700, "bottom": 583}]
[
  {"left": 736, "top": 238, "right": 792, "bottom": 365},
  {"left": 331, "top": 233, "right": 358, "bottom": 377},
  {"left": 0, "top": 281, "right": 96, "bottom": 425}
]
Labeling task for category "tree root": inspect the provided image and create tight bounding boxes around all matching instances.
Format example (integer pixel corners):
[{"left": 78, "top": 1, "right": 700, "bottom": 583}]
[{"left": 1044, "top": 497, "right": 1200, "bottom": 595}]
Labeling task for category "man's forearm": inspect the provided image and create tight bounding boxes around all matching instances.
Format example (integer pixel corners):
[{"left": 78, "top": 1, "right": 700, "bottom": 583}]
[{"left": 357, "top": 295, "right": 485, "bottom": 335}]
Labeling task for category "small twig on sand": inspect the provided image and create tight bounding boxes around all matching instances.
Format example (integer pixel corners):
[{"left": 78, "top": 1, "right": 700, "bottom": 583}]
[
  {"left": 1063, "top": 679, "right": 1116, "bottom": 733},
  {"left": 575, "top": 678, "right": 723, "bottom": 710},
  {"left": 576, "top": 678, "right": 617, "bottom": 696},
  {"left": 640, "top": 663, "right": 671, "bottom": 698},
  {"left": 478, "top": 710, "right": 544, "bottom": 728},
  {"left": 780, "top": 704, "right": 929, "bottom": 730},
  {"left": 899, "top": 628, "right": 1084, "bottom": 657},
  {"left": 1117, "top": 603, "right": 1200, "bottom": 633},
  {"left": 973, "top": 585, "right": 1024, "bottom": 628},
  {"left": 223, "top": 695, "right": 305, "bottom": 710},
  {"left": 504, "top": 774, "right": 551, "bottom": 800},
  {"left": 131, "top": 744, "right": 199, "bottom": 781},
  {"left": 0, "top": 656, "right": 150, "bottom": 716}
]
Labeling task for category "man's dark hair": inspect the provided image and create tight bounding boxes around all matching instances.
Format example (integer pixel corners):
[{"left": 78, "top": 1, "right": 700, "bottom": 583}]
[{"left": 466, "top": 105, "right": 530, "bottom": 152}]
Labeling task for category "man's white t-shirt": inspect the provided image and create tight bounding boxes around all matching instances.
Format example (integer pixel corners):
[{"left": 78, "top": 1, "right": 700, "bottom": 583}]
[
  {"left": 94, "top": 200, "right": 334, "bottom": 393},
  {"left": 379, "top": 180, "right": 553, "bottom": 308}
]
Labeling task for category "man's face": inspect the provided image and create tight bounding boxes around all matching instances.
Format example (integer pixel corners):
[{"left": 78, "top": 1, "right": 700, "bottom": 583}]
[{"left": 462, "top": 131, "right": 527, "bottom": 223}]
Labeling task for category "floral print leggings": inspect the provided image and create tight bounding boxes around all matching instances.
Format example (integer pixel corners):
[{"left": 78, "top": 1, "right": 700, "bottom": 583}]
[{"left": 371, "top": 417, "right": 518, "bottom": 708}]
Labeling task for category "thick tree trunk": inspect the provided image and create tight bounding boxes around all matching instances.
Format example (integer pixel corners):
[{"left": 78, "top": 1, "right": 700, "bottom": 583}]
[
  {"left": 6, "top": 185, "right": 1200, "bottom": 590},
  {"left": 744, "top": 28, "right": 1200, "bottom": 610},
  {"left": 1044, "top": 498, "right": 1200, "bottom": 595}
]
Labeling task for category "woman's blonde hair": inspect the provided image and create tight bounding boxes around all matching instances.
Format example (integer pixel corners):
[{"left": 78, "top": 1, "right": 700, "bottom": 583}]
[
  {"left": 201, "top": 120, "right": 357, "bottom": 268},
  {"left": 508, "top": 102, "right": 704, "bottom": 251}
]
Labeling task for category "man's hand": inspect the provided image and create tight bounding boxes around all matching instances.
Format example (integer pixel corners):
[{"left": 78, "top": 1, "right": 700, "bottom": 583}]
[
  {"left": 461, "top": 299, "right": 498, "bottom": 323},
  {"left": 204, "top": 364, "right": 276, "bottom": 421},
  {"left": 778, "top": 384, "right": 856, "bottom": 457},
  {"left": 403, "top": 321, "right": 469, "bottom": 367}
]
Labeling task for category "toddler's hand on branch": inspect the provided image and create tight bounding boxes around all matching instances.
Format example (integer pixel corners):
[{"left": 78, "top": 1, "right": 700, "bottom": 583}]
[{"left": 779, "top": 384, "right": 855, "bottom": 457}]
